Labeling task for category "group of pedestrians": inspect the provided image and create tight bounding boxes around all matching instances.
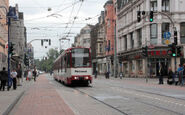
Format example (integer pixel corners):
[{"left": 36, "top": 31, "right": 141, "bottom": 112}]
[
  {"left": 0, "top": 65, "right": 38, "bottom": 91},
  {"left": 159, "top": 63, "right": 185, "bottom": 86}
]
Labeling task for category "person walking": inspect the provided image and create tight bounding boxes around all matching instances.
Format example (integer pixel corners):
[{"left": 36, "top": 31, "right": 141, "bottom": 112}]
[
  {"left": 27, "top": 69, "right": 32, "bottom": 81},
  {"left": 94, "top": 70, "right": 97, "bottom": 79},
  {"left": 167, "top": 67, "right": 174, "bottom": 85},
  {"left": 158, "top": 63, "right": 164, "bottom": 84},
  {"left": 11, "top": 69, "right": 17, "bottom": 90},
  {"left": 16, "top": 64, "right": 22, "bottom": 86},
  {"left": 177, "top": 64, "right": 184, "bottom": 86},
  {"left": 32, "top": 67, "right": 37, "bottom": 82},
  {"left": 0, "top": 67, "right": 8, "bottom": 91}
]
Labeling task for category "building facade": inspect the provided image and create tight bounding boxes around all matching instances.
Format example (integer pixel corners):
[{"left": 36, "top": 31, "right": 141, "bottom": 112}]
[
  {"left": 91, "top": 11, "right": 107, "bottom": 75},
  {"left": 74, "top": 25, "right": 94, "bottom": 48},
  {"left": 9, "top": 4, "right": 26, "bottom": 69},
  {"left": 0, "top": 0, "right": 9, "bottom": 70},
  {"left": 104, "top": 0, "right": 116, "bottom": 75},
  {"left": 116, "top": 0, "right": 185, "bottom": 77}
]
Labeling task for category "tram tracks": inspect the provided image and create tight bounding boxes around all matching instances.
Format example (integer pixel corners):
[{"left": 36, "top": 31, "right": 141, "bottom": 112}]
[{"left": 51, "top": 77, "right": 184, "bottom": 115}]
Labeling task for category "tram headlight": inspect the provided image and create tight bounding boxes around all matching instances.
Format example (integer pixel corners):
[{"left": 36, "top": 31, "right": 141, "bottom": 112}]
[
  {"left": 85, "top": 76, "right": 89, "bottom": 79},
  {"left": 74, "top": 77, "right": 78, "bottom": 80}
]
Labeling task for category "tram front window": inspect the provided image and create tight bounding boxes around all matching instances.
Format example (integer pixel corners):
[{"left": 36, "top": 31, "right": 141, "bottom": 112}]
[{"left": 71, "top": 48, "right": 90, "bottom": 67}]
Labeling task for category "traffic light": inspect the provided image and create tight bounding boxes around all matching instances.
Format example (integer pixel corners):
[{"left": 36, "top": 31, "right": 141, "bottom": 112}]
[
  {"left": 9, "top": 42, "right": 15, "bottom": 56},
  {"left": 174, "top": 30, "right": 177, "bottom": 45},
  {"left": 168, "top": 43, "right": 176, "bottom": 57},
  {"left": 137, "top": 11, "right": 141, "bottom": 22},
  {"left": 149, "top": 11, "right": 153, "bottom": 22},
  {"left": 41, "top": 40, "right": 43, "bottom": 46},
  {"left": 142, "top": 46, "right": 148, "bottom": 57},
  {"left": 176, "top": 46, "right": 181, "bottom": 57},
  {"left": 24, "top": 54, "right": 29, "bottom": 66}
]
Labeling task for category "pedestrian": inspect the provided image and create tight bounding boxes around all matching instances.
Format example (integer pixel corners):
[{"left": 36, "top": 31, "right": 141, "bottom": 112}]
[
  {"left": 11, "top": 69, "right": 17, "bottom": 90},
  {"left": 158, "top": 63, "right": 164, "bottom": 84},
  {"left": 119, "top": 72, "right": 123, "bottom": 79},
  {"left": 0, "top": 67, "right": 8, "bottom": 91},
  {"left": 32, "top": 67, "right": 37, "bottom": 82},
  {"left": 167, "top": 67, "right": 174, "bottom": 85},
  {"left": 94, "top": 70, "right": 97, "bottom": 79},
  {"left": 106, "top": 71, "right": 110, "bottom": 79},
  {"left": 177, "top": 64, "right": 184, "bottom": 86},
  {"left": 27, "top": 70, "right": 32, "bottom": 81},
  {"left": 16, "top": 64, "right": 22, "bottom": 86}
]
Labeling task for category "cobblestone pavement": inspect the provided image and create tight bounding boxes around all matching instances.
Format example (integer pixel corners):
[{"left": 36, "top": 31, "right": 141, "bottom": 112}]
[
  {"left": 11, "top": 74, "right": 75, "bottom": 115},
  {"left": 47, "top": 74, "right": 185, "bottom": 115},
  {"left": 0, "top": 78, "right": 33, "bottom": 115}
]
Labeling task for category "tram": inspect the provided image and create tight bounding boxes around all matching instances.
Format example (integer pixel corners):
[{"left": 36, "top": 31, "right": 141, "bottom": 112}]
[{"left": 53, "top": 47, "right": 92, "bottom": 85}]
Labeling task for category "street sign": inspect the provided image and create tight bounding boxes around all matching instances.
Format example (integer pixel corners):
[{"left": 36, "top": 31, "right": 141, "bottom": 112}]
[
  {"left": 163, "top": 32, "right": 171, "bottom": 39},
  {"left": 165, "top": 40, "right": 171, "bottom": 45}
]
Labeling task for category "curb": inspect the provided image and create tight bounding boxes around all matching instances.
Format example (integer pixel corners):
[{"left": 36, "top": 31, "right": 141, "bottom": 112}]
[{"left": 3, "top": 91, "right": 25, "bottom": 115}]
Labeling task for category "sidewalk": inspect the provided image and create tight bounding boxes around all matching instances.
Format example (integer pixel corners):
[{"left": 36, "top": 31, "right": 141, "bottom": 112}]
[
  {"left": 12, "top": 74, "right": 75, "bottom": 115},
  {"left": 95, "top": 75, "right": 185, "bottom": 88},
  {"left": 0, "top": 78, "right": 33, "bottom": 115}
]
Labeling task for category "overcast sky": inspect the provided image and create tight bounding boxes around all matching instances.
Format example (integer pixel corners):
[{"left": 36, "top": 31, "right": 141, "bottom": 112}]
[{"left": 10, "top": 0, "right": 106, "bottom": 59}]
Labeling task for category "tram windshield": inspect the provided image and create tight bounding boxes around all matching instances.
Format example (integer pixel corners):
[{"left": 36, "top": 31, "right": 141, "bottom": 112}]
[{"left": 71, "top": 48, "right": 90, "bottom": 67}]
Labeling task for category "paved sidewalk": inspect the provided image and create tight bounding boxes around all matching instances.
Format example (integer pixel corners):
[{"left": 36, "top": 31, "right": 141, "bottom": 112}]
[
  {"left": 95, "top": 75, "right": 185, "bottom": 88},
  {"left": 0, "top": 78, "right": 33, "bottom": 115},
  {"left": 13, "top": 74, "right": 75, "bottom": 115}
]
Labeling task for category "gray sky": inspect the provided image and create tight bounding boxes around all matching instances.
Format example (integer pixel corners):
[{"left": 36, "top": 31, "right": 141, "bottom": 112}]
[{"left": 10, "top": 0, "right": 106, "bottom": 59}]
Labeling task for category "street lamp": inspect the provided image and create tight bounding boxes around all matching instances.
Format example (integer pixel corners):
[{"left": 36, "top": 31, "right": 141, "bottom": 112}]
[{"left": 0, "top": 6, "right": 17, "bottom": 88}]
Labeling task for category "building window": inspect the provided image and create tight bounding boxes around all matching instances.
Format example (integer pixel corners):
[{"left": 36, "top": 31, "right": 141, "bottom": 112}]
[
  {"left": 130, "top": 32, "right": 134, "bottom": 48},
  {"left": 124, "top": 35, "right": 127, "bottom": 51},
  {"left": 124, "top": 63, "right": 128, "bottom": 74},
  {"left": 137, "top": 29, "right": 142, "bottom": 47},
  {"left": 150, "top": 0, "right": 157, "bottom": 12},
  {"left": 162, "top": 0, "right": 170, "bottom": 12},
  {"left": 100, "top": 44, "right": 102, "bottom": 53},
  {"left": 150, "top": 24, "right": 158, "bottom": 44},
  {"left": 180, "top": 22, "right": 185, "bottom": 44},
  {"left": 162, "top": 23, "right": 170, "bottom": 44}
]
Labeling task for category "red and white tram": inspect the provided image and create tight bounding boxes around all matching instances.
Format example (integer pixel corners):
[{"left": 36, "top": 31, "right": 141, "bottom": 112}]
[{"left": 53, "top": 47, "right": 92, "bottom": 85}]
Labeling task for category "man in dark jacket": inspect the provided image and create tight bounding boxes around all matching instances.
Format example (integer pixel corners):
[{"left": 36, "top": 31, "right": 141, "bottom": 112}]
[
  {"left": 16, "top": 64, "right": 22, "bottom": 86},
  {"left": 0, "top": 67, "right": 8, "bottom": 91},
  {"left": 159, "top": 63, "right": 164, "bottom": 84}
]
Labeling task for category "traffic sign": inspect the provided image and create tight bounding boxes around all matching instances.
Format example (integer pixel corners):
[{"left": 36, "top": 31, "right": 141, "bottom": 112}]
[
  {"left": 164, "top": 40, "right": 171, "bottom": 45},
  {"left": 163, "top": 32, "right": 171, "bottom": 39}
]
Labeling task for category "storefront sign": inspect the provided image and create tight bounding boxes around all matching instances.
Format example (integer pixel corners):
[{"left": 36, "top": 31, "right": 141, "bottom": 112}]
[{"left": 148, "top": 50, "right": 167, "bottom": 56}]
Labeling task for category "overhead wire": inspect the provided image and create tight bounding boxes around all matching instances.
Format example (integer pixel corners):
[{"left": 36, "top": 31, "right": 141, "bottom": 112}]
[
  {"left": 66, "top": 0, "right": 84, "bottom": 38},
  {"left": 25, "top": 1, "right": 81, "bottom": 22},
  {"left": 61, "top": 0, "right": 77, "bottom": 38}
]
